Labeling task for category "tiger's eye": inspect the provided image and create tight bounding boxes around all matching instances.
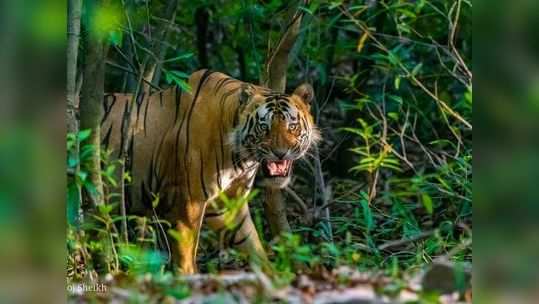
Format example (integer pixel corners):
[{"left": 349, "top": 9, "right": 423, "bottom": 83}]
[{"left": 289, "top": 123, "right": 298, "bottom": 131}]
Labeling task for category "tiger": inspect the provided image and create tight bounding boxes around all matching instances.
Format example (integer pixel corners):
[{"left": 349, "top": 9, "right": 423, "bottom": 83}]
[{"left": 100, "top": 69, "right": 319, "bottom": 274}]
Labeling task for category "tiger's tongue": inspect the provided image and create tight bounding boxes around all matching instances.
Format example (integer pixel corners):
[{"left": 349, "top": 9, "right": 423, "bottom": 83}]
[{"left": 267, "top": 160, "right": 290, "bottom": 176}]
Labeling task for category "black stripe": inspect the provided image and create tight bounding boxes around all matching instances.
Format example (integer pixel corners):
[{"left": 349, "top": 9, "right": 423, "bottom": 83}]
[
  {"left": 118, "top": 100, "right": 130, "bottom": 158},
  {"left": 151, "top": 146, "right": 165, "bottom": 193},
  {"left": 232, "top": 108, "right": 240, "bottom": 128},
  {"left": 143, "top": 91, "right": 151, "bottom": 136},
  {"left": 233, "top": 232, "right": 251, "bottom": 246},
  {"left": 174, "top": 86, "right": 182, "bottom": 123},
  {"left": 141, "top": 180, "right": 151, "bottom": 208},
  {"left": 235, "top": 133, "right": 244, "bottom": 170},
  {"left": 101, "top": 123, "right": 113, "bottom": 150},
  {"left": 127, "top": 134, "right": 135, "bottom": 174},
  {"left": 228, "top": 215, "right": 248, "bottom": 247},
  {"left": 219, "top": 121, "right": 226, "bottom": 171},
  {"left": 124, "top": 134, "right": 135, "bottom": 208},
  {"left": 300, "top": 116, "right": 307, "bottom": 132},
  {"left": 213, "top": 77, "right": 228, "bottom": 94},
  {"left": 205, "top": 211, "right": 226, "bottom": 218},
  {"left": 218, "top": 92, "right": 227, "bottom": 176},
  {"left": 242, "top": 116, "right": 254, "bottom": 134},
  {"left": 232, "top": 152, "right": 239, "bottom": 172},
  {"left": 215, "top": 149, "right": 222, "bottom": 189},
  {"left": 159, "top": 90, "right": 164, "bottom": 106},
  {"left": 184, "top": 69, "right": 214, "bottom": 200},
  {"left": 135, "top": 92, "right": 145, "bottom": 125},
  {"left": 214, "top": 77, "right": 235, "bottom": 94},
  {"left": 100, "top": 94, "right": 117, "bottom": 125},
  {"left": 199, "top": 150, "right": 209, "bottom": 200},
  {"left": 218, "top": 87, "right": 240, "bottom": 105},
  {"left": 152, "top": 129, "right": 168, "bottom": 187}
]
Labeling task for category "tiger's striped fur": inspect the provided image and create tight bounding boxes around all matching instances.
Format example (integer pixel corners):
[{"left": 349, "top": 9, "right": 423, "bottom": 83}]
[{"left": 100, "top": 69, "right": 319, "bottom": 273}]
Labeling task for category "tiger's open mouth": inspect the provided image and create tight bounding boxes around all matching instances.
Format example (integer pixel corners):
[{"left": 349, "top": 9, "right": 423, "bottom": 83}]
[{"left": 262, "top": 159, "right": 293, "bottom": 178}]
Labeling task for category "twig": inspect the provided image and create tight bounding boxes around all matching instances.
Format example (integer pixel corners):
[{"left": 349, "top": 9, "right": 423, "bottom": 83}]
[
  {"left": 284, "top": 187, "right": 308, "bottom": 214},
  {"left": 448, "top": 0, "right": 472, "bottom": 82},
  {"left": 313, "top": 145, "right": 333, "bottom": 242},
  {"left": 378, "top": 230, "right": 435, "bottom": 251},
  {"left": 105, "top": 60, "right": 162, "bottom": 91}
]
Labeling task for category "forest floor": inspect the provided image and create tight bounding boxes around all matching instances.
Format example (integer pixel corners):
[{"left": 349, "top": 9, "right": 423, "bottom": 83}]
[{"left": 68, "top": 262, "right": 471, "bottom": 303}]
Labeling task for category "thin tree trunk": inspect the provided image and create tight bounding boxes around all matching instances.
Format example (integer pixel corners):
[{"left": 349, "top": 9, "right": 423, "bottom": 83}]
[
  {"left": 149, "top": 0, "right": 180, "bottom": 87},
  {"left": 195, "top": 6, "right": 209, "bottom": 68},
  {"left": 313, "top": 146, "right": 333, "bottom": 241},
  {"left": 121, "top": 37, "right": 138, "bottom": 92},
  {"left": 117, "top": 67, "right": 147, "bottom": 244},
  {"left": 264, "top": 188, "right": 291, "bottom": 236},
  {"left": 262, "top": 1, "right": 306, "bottom": 91},
  {"left": 67, "top": 0, "right": 81, "bottom": 135},
  {"left": 67, "top": 0, "right": 82, "bottom": 225},
  {"left": 80, "top": 0, "right": 105, "bottom": 207},
  {"left": 261, "top": 0, "right": 307, "bottom": 237}
]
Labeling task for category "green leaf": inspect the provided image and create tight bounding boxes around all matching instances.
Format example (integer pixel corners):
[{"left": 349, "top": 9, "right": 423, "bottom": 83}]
[
  {"left": 168, "top": 229, "right": 181, "bottom": 241},
  {"left": 67, "top": 155, "right": 79, "bottom": 168},
  {"left": 67, "top": 183, "right": 81, "bottom": 226},
  {"left": 162, "top": 53, "right": 194, "bottom": 63},
  {"left": 164, "top": 70, "right": 192, "bottom": 93},
  {"left": 421, "top": 193, "right": 433, "bottom": 214},
  {"left": 389, "top": 95, "right": 403, "bottom": 105},
  {"left": 78, "top": 129, "right": 92, "bottom": 141},
  {"left": 166, "top": 70, "right": 190, "bottom": 79},
  {"left": 98, "top": 204, "right": 113, "bottom": 215},
  {"left": 411, "top": 63, "right": 423, "bottom": 77},
  {"left": 388, "top": 112, "right": 399, "bottom": 121},
  {"left": 108, "top": 30, "right": 123, "bottom": 46},
  {"left": 151, "top": 193, "right": 160, "bottom": 209},
  {"left": 360, "top": 198, "right": 374, "bottom": 231},
  {"left": 76, "top": 170, "right": 88, "bottom": 183},
  {"left": 465, "top": 85, "right": 472, "bottom": 104}
]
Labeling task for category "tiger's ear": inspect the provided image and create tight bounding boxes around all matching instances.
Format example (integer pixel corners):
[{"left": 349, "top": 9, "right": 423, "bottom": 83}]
[
  {"left": 293, "top": 83, "right": 314, "bottom": 105},
  {"left": 239, "top": 84, "right": 255, "bottom": 105}
]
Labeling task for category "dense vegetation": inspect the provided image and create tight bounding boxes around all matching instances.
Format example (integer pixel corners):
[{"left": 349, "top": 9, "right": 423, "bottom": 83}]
[{"left": 67, "top": 0, "right": 471, "bottom": 302}]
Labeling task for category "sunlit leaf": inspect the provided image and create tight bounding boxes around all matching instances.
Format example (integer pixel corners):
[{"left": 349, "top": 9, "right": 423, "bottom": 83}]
[{"left": 422, "top": 193, "right": 433, "bottom": 214}]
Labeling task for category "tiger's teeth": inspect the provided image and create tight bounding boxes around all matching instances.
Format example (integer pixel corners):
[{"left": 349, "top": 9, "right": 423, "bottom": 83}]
[{"left": 265, "top": 160, "right": 292, "bottom": 176}]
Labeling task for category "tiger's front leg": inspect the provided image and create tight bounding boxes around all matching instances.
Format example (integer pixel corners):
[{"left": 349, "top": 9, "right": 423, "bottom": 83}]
[
  {"left": 205, "top": 200, "right": 269, "bottom": 269},
  {"left": 170, "top": 198, "right": 207, "bottom": 274}
]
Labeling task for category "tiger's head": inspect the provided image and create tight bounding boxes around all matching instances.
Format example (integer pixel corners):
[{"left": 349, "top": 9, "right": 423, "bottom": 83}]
[{"left": 233, "top": 83, "right": 320, "bottom": 188}]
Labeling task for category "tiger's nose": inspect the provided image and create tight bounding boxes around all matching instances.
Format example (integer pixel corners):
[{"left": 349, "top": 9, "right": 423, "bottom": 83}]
[{"left": 271, "top": 148, "right": 288, "bottom": 159}]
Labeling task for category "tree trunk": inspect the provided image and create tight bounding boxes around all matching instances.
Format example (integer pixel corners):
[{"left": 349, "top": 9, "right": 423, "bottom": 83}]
[
  {"left": 79, "top": 0, "right": 106, "bottom": 207},
  {"left": 262, "top": 1, "right": 305, "bottom": 91},
  {"left": 261, "top": 1, "right": 307, "bottom": 237},
  {"left": 67, "top": 0, "right": 82, "bottom": 225},
  {"left": 264, "top": 188, "right": 291, "bottom": 236},
  {"left": 67, "top": 0, "right": 81, "bottom": 135}
]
